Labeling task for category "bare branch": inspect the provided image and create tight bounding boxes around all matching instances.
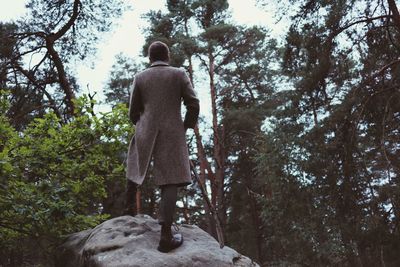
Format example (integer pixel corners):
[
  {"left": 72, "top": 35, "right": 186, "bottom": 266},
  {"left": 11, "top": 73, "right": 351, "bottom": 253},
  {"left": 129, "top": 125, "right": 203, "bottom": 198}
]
[
  {"left": 51, "top": 0, "right": 82, "bottom": 41},
  {"left": 10, "top": 31, "right": 46, "bottom": 39}
]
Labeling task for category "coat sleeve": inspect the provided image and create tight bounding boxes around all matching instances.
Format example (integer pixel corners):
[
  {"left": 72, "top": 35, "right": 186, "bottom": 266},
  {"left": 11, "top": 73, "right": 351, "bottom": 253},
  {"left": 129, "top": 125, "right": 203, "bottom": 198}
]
[
  {"left": 129, "top": 76, "right": 143, "bottom": 125},
  {"left": 180, "top": 70, "right": 200, "bottom": 129}
]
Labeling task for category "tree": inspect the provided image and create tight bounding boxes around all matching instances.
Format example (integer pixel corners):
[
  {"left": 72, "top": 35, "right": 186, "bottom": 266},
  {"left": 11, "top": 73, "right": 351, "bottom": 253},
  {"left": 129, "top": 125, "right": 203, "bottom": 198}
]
[
  {"left": 255, "top": 0, "right": 400, "bottom": 265},
  {"left": 4, "top": 0, "right": 126, "bottom": 126},
  {"left": 0, "top": 92, "right": 133, "bottom": 265},
  {"left": 0, "top": 22, "right": 45, "bottom": 131},
  {"left": 218, "top": 34, "right": 279, "bottom": 262},
  {"left": 103, "top": 53, "right": 143, "bottom": 107}
]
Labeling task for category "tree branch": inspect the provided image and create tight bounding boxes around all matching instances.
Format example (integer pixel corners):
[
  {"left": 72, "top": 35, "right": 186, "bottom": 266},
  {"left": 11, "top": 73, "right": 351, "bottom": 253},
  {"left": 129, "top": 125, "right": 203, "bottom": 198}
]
[
  {"left": 45, "top": 38, "right": 75, "bottom": 115},
  {"left": 10, "top": 31, "right": 46, "bottom": 39},
  {"left": 371, "top": 58, "right": 400, "bottom": 79},
  {"left": 51, "top": 0, "right": 82, "bottom": 41},
  {"left": 388, "top": 0, "right": 400, "bottom": 32},
  {"left": 329, "top": 15, "right": 391, "bottom": 39},
  {"left": 39, "top": 0, "right": 82, "bottom": 115},
  {"left": 12, "top": 63, "right": 62, "bottom": 119}
]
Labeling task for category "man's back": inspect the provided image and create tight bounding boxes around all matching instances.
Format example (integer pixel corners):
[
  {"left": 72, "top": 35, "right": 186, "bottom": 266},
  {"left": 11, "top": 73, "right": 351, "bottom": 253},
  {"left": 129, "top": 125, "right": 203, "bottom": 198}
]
[
  {"left": 127, "top": 59, "right": 199, "bottom": 186},
  {"left": 135, "top": 63, "right": 187, "bottom": 128}
]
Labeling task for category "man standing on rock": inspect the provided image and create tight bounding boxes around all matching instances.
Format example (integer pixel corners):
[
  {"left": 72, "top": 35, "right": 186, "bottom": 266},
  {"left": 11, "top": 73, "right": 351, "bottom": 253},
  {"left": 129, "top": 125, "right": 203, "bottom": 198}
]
[{"left": 124, "top": 41, "right": 200, "bottom": 253}]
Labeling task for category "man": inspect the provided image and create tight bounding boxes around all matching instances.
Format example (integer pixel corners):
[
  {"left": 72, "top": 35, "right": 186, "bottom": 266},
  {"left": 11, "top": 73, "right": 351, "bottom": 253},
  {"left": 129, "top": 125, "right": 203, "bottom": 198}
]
[{"left": 124, "top": 41, "right": 199, "bottom": 253}]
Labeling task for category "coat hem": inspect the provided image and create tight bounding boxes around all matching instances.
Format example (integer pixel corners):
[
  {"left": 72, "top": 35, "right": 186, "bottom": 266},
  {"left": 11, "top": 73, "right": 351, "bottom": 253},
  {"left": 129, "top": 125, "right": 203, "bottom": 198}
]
[{"left": 157, "top": 181, "right": 192, "bottom": 187}]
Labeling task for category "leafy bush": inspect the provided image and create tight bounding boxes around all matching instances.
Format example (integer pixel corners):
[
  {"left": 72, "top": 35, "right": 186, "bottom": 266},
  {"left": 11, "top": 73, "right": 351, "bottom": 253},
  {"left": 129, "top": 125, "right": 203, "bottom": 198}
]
[{"left": 0, "top": 91, "right": 133, "bottom": 265}]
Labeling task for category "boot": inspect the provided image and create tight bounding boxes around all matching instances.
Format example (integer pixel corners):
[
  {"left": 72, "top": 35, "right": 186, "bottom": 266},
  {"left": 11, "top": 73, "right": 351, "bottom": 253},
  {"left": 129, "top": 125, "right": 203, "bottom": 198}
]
[
  {"left": 123, "top": 180, "right": 137, "bottom": 216},
  {"left": 157, "top": 223, "right": 183, "bottom": 253}
]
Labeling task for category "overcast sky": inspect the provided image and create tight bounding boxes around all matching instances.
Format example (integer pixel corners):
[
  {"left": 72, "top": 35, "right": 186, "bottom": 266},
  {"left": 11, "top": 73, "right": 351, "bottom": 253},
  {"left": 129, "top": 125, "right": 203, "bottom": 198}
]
[{"left": 0, "top": 0, "right": 287, "bottom": 115}]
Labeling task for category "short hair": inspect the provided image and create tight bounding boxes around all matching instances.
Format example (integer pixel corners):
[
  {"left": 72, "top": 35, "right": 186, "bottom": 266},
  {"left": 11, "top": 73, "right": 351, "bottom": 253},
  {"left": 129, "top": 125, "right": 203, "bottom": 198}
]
[{"left": 148, "top": 41, "right": 170, "bottom": 62}]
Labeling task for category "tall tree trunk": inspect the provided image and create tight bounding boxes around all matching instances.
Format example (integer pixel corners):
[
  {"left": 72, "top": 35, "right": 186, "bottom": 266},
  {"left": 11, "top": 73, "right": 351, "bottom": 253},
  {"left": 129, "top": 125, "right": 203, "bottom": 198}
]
[
  {"left": 187, "top": 50, "right": 218, "bottom": 237},
  {"left": 182, "top": 12, "right": 216, "bottom": 233},
  {"left": 248, "top": 185, "right": 264, "bottom": 263},
  {"left": 194, "top": 126, "right": 216, "bottom": 235},
  {"left": 208, "top": 50, "right": 227, "bottom": 233}
]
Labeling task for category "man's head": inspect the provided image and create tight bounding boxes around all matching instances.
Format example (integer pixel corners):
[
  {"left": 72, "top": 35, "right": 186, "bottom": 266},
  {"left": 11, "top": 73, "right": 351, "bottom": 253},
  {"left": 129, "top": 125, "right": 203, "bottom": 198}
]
[{"left": 148, "top": 41, "right": 170, "bottom": 63}]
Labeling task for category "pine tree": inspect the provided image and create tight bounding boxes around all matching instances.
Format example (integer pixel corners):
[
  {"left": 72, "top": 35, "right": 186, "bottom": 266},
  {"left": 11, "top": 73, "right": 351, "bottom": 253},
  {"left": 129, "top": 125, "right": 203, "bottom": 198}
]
[
  {"left": 103, "top": 53, "right": 143, "bottom": 107},
  {"left": 256, "top": 0, "right": 400, "bottom": 265}
]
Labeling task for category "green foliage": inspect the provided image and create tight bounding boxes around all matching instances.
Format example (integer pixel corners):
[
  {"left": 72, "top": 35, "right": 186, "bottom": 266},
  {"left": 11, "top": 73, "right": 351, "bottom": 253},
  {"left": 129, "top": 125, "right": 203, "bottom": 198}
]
[
  {"left": 0, "top": 94, "right": 133, "bottom": 265},
  {"left": 103, "top": 53, "right": 143, "bottom": 106},
  {"left": 254, "top": 0, "right": 400, "bottom": 266}
]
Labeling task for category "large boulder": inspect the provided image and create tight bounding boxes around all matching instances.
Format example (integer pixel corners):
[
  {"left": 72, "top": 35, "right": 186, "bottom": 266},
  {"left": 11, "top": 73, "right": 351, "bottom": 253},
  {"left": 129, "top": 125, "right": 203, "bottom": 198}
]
[{"left": 56, "top": 214, "right": 259, "bottom": 267}]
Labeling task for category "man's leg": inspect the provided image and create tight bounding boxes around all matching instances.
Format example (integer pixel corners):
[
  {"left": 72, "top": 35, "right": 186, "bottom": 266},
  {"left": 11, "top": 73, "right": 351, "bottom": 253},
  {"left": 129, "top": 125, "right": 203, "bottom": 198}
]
[
  {"left": 159, "top": 185, "right": 178, "bottom": 225},
  {"left": 123, "top": 180, "right": 137, "bottom": 216},
  {"left": 158, "top": 184, "right": 183, "bottom": 252}
]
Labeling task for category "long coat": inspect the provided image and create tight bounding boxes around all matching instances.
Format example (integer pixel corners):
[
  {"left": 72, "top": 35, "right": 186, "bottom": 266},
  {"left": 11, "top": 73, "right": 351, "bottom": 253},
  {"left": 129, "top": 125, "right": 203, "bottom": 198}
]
[{"left": 126, "top": 61, "right": 199, "bottom": 187}]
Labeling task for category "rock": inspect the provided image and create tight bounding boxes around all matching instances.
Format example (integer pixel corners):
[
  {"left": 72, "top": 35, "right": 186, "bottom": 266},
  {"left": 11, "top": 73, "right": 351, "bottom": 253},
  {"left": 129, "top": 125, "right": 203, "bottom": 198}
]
[{"left": 57, "top": 214, "right": 259, "bottom": 267}]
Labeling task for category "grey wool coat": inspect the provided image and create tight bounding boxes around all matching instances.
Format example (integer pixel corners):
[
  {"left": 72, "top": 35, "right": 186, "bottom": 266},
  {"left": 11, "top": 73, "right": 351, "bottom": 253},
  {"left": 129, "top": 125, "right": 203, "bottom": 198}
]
[{"left": 126, "top": 61, "right": 200, "bottom": 187}]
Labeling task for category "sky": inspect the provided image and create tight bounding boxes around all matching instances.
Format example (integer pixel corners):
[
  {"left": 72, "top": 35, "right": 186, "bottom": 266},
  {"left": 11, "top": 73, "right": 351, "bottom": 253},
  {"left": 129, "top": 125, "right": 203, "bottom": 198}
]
[{"left": 0, "top": 0, "right": 287, "bottom": 115}]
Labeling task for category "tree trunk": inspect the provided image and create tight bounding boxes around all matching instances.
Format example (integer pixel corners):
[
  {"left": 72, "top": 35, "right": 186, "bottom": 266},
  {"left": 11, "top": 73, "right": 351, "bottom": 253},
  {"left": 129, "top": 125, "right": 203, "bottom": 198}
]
[
  {"left": 189, "top": 54, "right": 218, "bottom": 236},
  {"left": 208, "top": 51, "right": 227, "bottom": 230},
  {"left": 388, "top": 0, "right": 400, "bottom": 32}
]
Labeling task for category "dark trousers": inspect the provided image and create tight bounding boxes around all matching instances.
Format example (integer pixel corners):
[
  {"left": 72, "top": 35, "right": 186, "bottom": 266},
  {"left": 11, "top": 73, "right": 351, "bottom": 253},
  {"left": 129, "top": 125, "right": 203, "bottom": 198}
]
[
  {"left": 125, "top": 180, "right": 137, "bottom": 212},
  {"left": 125, "top": 180, "right": 178, "bottom": 225},
  {"left": 158, "top": 184, "right": 178, "bottom": 225}
]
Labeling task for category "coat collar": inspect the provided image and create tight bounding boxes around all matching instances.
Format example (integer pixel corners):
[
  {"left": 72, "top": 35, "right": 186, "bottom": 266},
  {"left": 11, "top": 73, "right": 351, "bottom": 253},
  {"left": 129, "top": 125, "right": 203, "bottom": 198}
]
[{"left": 150, "top": 61, "right": 169, "bottom": 67}]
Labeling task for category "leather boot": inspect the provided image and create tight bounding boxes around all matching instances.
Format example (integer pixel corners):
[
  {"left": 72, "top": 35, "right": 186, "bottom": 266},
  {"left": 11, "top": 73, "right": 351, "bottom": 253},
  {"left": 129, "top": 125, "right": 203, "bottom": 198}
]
[
  {"left": 123, "top": 180, "right": 137, "bottom": 216},
  {"left": 157, "top": 223, "right": 183, "bottom": 253}
]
